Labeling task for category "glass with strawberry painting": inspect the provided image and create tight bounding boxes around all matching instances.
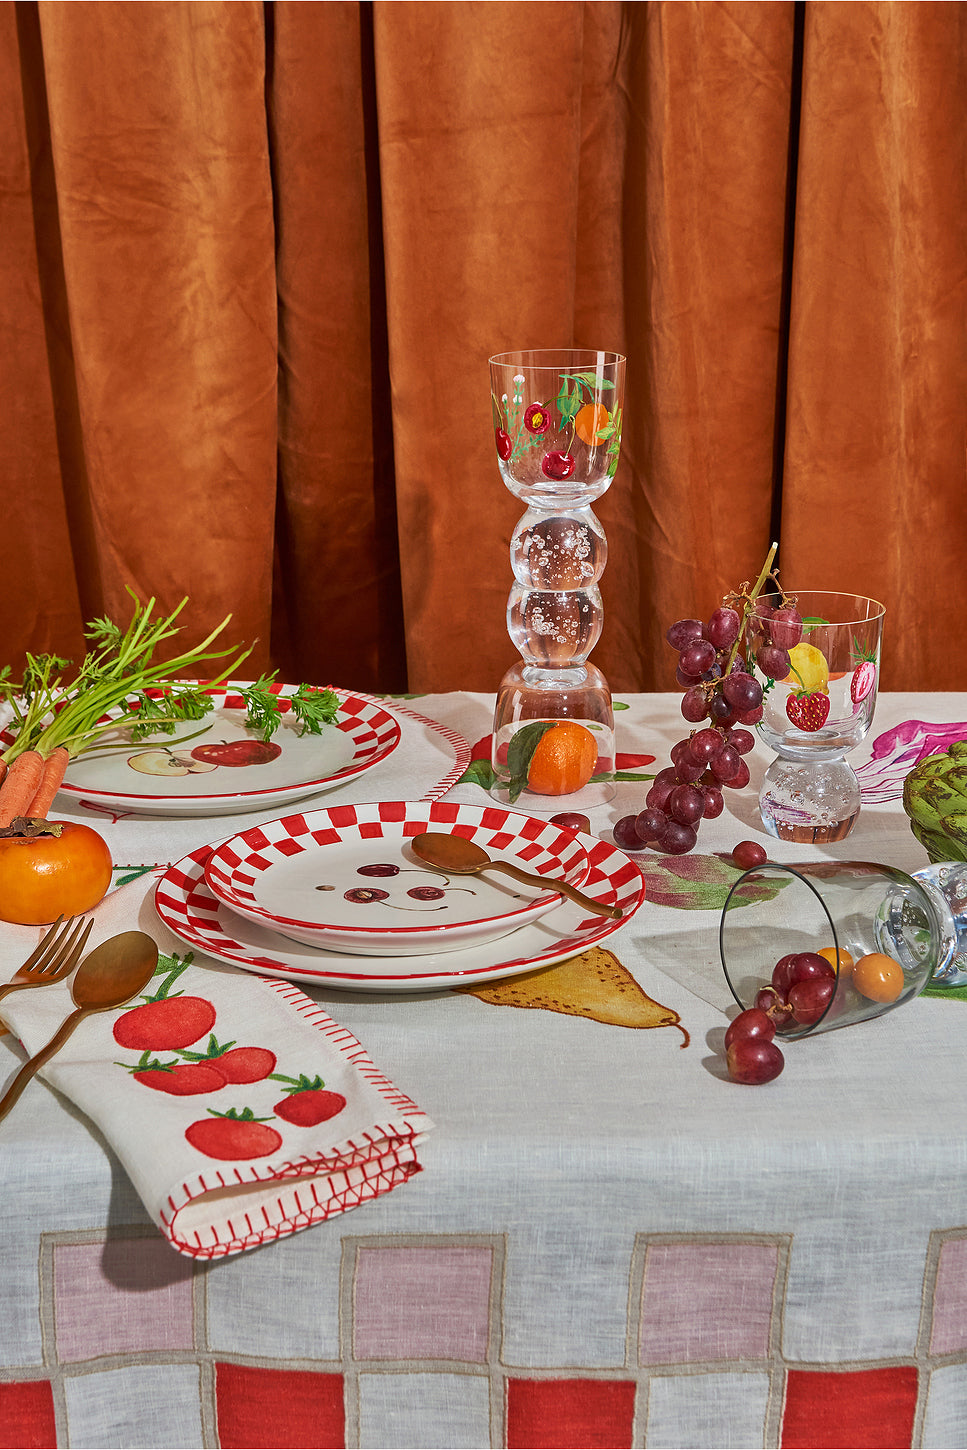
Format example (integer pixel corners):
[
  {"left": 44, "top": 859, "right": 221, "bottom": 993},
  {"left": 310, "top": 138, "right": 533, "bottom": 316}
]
[
  {"left": 489, "top": 348, "right": 625, "bottom": 810},
  {"left": 748, "top": 592, "right": 886, "bottom": 842}
]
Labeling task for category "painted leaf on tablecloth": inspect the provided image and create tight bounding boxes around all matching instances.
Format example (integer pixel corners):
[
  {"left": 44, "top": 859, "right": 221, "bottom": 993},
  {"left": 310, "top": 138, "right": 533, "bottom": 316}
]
[{"left": 635, "top": 854, "right": 789, "bottom": 911}]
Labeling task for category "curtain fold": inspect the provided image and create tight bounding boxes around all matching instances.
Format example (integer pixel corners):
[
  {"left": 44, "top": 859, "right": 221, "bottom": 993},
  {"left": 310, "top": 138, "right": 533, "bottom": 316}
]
[{"left": 1, "top": 0, "right": 964, "bottom": 694}]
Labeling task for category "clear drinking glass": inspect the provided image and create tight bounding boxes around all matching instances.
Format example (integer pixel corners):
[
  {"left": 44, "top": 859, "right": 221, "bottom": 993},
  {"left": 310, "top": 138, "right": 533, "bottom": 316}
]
[
  {"left": 489, "top": 349, "right": 625, "bottom": 811},
  {"left": 748, "top": 592, "right": 886, "bottom": 842},
  {"left": 719, "top": 859, "right": 954, "bottom": 1039}
]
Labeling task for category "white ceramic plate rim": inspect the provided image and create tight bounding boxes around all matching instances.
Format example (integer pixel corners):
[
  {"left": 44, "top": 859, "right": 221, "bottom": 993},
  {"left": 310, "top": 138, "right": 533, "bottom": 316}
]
[
  {"left": 55, "top": 683, "right": 401, "bottom": 813},
  {"left": 202, "top": 803, "right": 591, "bottom": 947},
  {"left": 154, "top": 829, "right": 645, "bottom": 991}
]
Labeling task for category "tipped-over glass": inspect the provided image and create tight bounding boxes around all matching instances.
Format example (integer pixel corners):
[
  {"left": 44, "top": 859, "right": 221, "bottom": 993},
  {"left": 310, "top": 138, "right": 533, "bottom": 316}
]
[
  {"left": 720, "top": 859, "right": 953, "bottom": 1039},
  {"left": 748, "top": 592, "right": 885, "bottom": 842}
]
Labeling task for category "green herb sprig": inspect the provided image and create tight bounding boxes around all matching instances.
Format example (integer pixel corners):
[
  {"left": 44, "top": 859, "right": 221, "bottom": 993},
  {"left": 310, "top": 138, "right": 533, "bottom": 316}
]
[{"left": 0, "top": 594, "right": 252, "bottom": 764}]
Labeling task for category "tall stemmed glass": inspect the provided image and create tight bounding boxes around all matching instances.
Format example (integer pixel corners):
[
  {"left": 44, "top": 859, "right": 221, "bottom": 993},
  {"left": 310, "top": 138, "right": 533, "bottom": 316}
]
[
  {"left": 749, "top": 592, "right": 886, "bottom": 842},
  {"left": 488, "top": 349, "right": 624, "bottom": 810}
]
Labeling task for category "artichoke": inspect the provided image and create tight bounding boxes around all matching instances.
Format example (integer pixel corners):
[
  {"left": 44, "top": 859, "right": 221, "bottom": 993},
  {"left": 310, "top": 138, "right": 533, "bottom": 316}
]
[{"left": 903, "top": 745, "right": 967, "bottom": 862}]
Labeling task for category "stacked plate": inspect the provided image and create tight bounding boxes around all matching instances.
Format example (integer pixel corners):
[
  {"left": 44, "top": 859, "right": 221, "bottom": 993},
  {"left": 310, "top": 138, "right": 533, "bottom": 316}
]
[{"left": 155, "top": 801, "right": 647, "bottom": 993}]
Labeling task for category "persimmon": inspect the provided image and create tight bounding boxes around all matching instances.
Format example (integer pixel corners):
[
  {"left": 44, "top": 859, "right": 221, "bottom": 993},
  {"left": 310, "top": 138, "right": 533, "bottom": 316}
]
[{"left": 0, "top": 821, "right": 112, "bottom": 925}]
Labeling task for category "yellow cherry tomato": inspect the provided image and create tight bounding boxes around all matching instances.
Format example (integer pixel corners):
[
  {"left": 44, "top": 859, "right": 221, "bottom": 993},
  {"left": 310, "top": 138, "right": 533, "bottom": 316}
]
[
  {"left": 817, "top": 946, "right": 854, "bottom": 980},
  {"left": 784, "top": 642, "right": 829, "bottom": 695},
  {"left": 852, "top": 952, "right": 904, "bottom": 1004}
]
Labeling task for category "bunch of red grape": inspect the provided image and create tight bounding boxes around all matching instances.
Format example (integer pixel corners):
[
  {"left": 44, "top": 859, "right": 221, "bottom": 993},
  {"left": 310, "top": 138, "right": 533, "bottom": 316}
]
[
  {"left": 614, "top": 593, "right": 793, "bottom": 856},
  {"left": 724, "top": 950, "right": 838, "bottom": 1084}
]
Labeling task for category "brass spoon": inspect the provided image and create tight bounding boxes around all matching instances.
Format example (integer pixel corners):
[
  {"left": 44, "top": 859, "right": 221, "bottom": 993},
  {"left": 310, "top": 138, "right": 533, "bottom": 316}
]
[
  {"left": 411, "top": 833, "right": 623, "bottom": 921},
  {"left": 0, "top": 931, "right": 159, "bottom": 1124}
]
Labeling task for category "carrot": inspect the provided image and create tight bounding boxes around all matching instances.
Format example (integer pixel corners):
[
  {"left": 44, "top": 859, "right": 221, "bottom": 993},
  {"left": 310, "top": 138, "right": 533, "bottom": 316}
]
[
  {"left": 26, "top": 746, "right": 70, "bottom": 821},
  {"left": 0, "top": 751, "right": 46, "bottom": 828}
]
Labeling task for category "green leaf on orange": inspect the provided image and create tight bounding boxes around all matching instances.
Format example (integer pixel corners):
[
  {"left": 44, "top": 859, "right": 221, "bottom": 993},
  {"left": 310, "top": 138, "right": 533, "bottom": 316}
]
[
  {"left": 634, "top": 854, "right": 789, "bottom": 912},
  {"left": 506, "top": 720, "right": 557, "bottom": 804},
  {"left": 457, "top": 758, "right": 495, "bottom": 790}
]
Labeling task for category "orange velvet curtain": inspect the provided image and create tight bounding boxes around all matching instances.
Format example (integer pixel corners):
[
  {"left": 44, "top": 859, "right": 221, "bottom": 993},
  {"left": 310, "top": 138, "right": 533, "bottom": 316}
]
[{"left": 1, "top": 1, "right": 964, "bottom": 695}]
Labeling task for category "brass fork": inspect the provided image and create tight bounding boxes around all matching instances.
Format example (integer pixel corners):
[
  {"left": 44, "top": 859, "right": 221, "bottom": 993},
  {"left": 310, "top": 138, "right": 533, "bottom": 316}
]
[{"left": 0, "top": 917, "right": 94, "bottom": 1005}]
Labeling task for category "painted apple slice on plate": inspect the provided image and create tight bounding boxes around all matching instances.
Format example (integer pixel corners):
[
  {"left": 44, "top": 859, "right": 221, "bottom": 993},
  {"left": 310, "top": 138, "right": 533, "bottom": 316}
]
[
  {"left": 57, "top": 683, "right": 401, "bottom": 817},
  {"left": 202, "top": 800, "right": 592, "bottom": 955}
]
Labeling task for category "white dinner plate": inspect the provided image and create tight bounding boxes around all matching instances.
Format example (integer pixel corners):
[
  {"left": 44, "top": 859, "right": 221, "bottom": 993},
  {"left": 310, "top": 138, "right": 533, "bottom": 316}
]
[
  {"left": 57, "top": 684, "right": 401, "bottom": 817},
  {"left": 202, "top": 802, "right": 592, "bottom": 955},
  {"left": 154, "top": 829, "right": 645, "bottom": 992}
]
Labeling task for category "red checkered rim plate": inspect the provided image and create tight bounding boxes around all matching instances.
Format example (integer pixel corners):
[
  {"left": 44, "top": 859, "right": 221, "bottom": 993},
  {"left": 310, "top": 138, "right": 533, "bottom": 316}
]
[
  {"left": 57, "top": 683, "right": 403, "bottom": 816},
  {"left": 201, "top": 801, "right": 592, "bottom": 951},
  {"left": 154, "top": 805, "right": 646, "bottom": 991}
]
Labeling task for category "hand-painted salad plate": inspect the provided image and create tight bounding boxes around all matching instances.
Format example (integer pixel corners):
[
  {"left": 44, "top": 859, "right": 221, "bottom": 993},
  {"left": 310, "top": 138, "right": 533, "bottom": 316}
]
[
  {"left": 57, "top": 684, "right": 401, "bottom": 817},
  {"left": 202, "top": 801, "right": 592, "bottom": 955},
  {"left": 154, "top": 827, "right": 645, "bottom": 992}
]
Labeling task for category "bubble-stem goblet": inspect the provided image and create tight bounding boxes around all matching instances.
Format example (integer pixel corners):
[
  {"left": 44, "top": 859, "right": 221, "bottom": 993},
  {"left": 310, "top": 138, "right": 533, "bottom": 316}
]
[
  {"left": 488, "top": 349, "right": 625, "bottom": 811},
  {"left": 749, "top": 592, "right": 886, "bottom": 842}
]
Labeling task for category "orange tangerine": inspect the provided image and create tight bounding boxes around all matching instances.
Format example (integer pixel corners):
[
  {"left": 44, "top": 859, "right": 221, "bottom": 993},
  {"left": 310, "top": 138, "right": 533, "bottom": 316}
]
[
  {"left": 574, "top": 402, "right": 610, "bottom": 446},
  {"left": 852, "top": 952, "right": 904, "bottom": 1004},
  {"left": 526, "top": 722, "right": 598, "bottom": 796},
  {"left": 817, "top": 945, "right": 854, "bottom": 979}
]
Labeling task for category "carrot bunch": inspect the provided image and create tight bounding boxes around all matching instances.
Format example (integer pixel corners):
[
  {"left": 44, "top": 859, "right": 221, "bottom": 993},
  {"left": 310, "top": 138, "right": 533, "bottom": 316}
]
[
  {"left": 0, "top": 593, "right": 252, "bottom": 832},
  {"left": 0, "top": 747, "right": 69, "bottom": 828}
]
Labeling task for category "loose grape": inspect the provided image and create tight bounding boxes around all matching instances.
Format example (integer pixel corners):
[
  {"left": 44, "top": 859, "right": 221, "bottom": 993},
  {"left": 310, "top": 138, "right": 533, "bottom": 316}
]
[
  {"left": 769, "top": 606, "right": 804, "bottom": 651},
  {"left": 646, "top": 780, "right": 675, "bottom": 812},
  {"left": 667, "top": 784, "right": 705, "bottom": 825},
  {"left": 680, "top": 640, "right": 716, "bottom": 676},
  {"left": 726, "top": 1038, "right": 784, "bottom": 1084},
  {"left": 732, "top": 840, "right": 767, "bottom": 869},
  {"left": 755, "top": 986, "right": 794, "bottom": 1027},
  {"left": 722, "top": 758, "right": 751, "bottom": 790},
  {"left": 788, "top": 952, "right": 836, "bottom": 986},
  {"left": 688, "top": 727, "right": 725, "bottom": 764},
  {"left": 709, "top": 695, "right": 735, "bottom": 723},
  {"left": 707, "top": 606, "right": 740, "bottom": 650},
  {"left": 788, "top": 976, "right": 835, "bottom": 1026},
  {"left": 730, "top": 729, "right": 756, "bottom": 756},
  {"left": 724, "top": 1007, "right": 776, "bottom": 1048},
  {"left": 681, "top": 687, "right": 708, "bottom": 722},
  {"left": 635, "top": 807, "right": 667, "bottom": 841},
  {"left": 709, "top": 744, "right": 741, "bottom": 782},
  {"left": 658, "top": 820, "right": 697, "bottom": 855},
  {"left": 771, "top": 954, "right": 800, "bottom": 996},
  {"left": 666, "top": 618, "right": 704, "bottom": 651},
  {"left": 722, "top": 672, "right": 763, "bottom": 711},
  {"left": 756, "top": 643, "right": 790, "bottom": 679},
  {"left": 550, "top": 812, "right": 591, "bottom": 834},
  {"left": 613, "top": 815, "right": 647, "bottom": 851},
  {"left": 702, "top": 786, "right": 724, "bottom": 818}
]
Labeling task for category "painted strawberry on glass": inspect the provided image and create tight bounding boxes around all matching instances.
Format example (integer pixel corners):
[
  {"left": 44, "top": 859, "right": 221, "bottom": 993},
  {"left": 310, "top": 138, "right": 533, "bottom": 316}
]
[{"left": 786, "top": 692, "right": 831, "bottom": 732}]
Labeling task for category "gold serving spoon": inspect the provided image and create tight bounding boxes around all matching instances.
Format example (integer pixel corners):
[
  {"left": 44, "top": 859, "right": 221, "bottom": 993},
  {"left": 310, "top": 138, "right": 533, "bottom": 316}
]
[
  {"left": 0, "top": 931, "right": 159, "bottom": 1124},
  {"left": 410, "top": 833, "right": 622, "bottom": 921}
]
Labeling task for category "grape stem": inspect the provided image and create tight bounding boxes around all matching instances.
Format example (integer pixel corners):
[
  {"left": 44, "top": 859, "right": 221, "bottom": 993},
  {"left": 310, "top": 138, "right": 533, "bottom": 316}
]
[{"left": 723, "top": 541, "right": 779, "bottom": 676}]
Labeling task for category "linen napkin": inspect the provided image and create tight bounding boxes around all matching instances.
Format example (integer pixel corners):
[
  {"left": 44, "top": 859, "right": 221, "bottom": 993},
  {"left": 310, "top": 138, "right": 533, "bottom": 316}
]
[{"left": 0, "top": 871, "right": 433, "bottom": 1260}]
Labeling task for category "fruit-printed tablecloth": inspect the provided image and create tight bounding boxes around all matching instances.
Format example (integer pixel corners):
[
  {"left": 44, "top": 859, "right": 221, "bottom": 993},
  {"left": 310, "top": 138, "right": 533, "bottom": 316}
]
[{"left": 3, "top": 692, "right": 967, "bottom": 1449}]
